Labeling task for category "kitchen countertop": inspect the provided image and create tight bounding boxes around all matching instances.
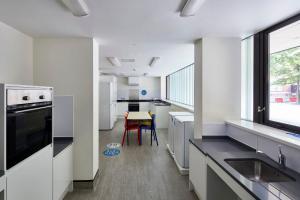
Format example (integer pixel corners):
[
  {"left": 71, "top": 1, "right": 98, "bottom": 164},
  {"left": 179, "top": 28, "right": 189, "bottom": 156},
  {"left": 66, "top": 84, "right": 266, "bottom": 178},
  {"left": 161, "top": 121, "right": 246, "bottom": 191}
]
[
  {"left": 190, "top": 136, "right": 300, "bottom": 200},
  {"left": 53, "top": 137, "right": 73, "bottom": 157},
  {"left": 117, "top": 99, "right": 171, "bottom": 106}
]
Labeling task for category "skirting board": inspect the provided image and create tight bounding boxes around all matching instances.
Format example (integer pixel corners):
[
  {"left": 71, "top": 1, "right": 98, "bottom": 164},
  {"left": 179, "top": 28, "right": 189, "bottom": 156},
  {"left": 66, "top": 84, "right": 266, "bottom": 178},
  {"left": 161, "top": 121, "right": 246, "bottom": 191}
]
[
  {"left": 166, "top": 144, "right": 189, "bottom": 175},
  {"left": 166, "top": 143, "right": 174, "bottom": 157}
]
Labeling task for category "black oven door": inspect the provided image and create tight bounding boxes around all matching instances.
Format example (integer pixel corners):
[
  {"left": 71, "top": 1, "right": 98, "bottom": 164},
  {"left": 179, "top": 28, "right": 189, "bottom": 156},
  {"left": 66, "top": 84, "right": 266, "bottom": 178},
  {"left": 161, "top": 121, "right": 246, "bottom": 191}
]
[{"left": 6, "top": 106, "right": 52, "bottom": 169}]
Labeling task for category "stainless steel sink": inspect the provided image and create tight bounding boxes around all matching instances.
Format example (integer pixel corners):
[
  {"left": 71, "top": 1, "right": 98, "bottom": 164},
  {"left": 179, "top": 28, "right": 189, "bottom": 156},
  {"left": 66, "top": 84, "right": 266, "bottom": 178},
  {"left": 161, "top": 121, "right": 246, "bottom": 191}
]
[{"left": 224, "top": 158, "right": 295, "bottom": 182}]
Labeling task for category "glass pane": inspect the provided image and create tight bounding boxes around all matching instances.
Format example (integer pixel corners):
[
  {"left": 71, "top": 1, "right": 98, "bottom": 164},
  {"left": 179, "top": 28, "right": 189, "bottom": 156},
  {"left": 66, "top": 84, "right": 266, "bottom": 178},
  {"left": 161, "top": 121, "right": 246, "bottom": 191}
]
[
  {"left": 269, "top": 20, "right": 300, "bottom": 127},
  {"left": 167, "top": 64, "right": 194, "bottom": 106}
]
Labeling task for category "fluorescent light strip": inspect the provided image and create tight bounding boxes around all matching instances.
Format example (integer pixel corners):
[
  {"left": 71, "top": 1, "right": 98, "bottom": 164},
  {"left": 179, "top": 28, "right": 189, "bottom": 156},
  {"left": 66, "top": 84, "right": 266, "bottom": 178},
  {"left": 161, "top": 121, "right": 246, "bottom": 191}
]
[
  {"left": 149, "top": 57, "right": 160, "bottom": 67},
  {"left": 61, "top": 0, "right": 89, "bottom": 17},
  {"left": 107, "top": 57, "right": 121, "bottom": 67},
  {"left": 181, "top": 0, "right": 205, "bottom": 17}
]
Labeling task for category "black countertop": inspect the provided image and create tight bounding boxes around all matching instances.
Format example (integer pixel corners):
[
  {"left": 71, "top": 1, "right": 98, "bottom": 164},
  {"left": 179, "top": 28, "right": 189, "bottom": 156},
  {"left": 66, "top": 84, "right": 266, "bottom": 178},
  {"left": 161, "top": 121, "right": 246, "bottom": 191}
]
[
  {"left": 53, "top": 137, "right": 73, "bottom": 157},
  {"left": 190, "top": 137, "right": 300, "bottom": 200},
  {"left": 117, "top": 99, "right": 171, "bottom": 106}
]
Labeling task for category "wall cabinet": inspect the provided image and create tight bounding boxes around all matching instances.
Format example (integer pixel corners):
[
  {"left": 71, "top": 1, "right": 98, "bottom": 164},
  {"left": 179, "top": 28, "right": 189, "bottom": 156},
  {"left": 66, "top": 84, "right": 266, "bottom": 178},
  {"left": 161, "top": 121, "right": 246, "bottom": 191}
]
[
  {"left": 6, "top": 145, "right": 52, "bottom": 200},
  {"left": 53, "top": 144, "right": 73, "bottom": 200},
  {"left": 189, "top": 144, "right": 207, "bottom": 200}
]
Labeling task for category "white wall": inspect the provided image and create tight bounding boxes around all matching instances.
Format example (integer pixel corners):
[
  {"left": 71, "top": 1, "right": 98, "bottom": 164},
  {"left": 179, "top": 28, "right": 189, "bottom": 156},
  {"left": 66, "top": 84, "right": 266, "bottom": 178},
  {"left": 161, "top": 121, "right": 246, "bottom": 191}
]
[
  {"left": 160, "top": 76, "right": 166, "bottom": 100},
  {"left": 194, "top": 39, "right": 203, "bottom": 139},
  {"left": 33, "top": 37, "right": 98, "bottom": 181},
  {"left": 117, "top": 77, "right": 161, "bottom": 99},
  {"left": 0, "top": 21, "right": 33, "bottom": 84},
  {"left": 92, "top": 39, "right": 99, "bottom": 177},
  {"left": 194, "top": 38, "right": 241, "bottom": 138},
  {"left": 202, "top": 38, "right": 241, "bottom": 124}
]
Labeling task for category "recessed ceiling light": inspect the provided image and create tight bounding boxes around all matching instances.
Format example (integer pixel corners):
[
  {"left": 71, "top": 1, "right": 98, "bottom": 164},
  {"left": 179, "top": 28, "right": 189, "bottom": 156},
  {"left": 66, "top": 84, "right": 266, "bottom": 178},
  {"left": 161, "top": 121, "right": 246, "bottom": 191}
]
[
  {"left": 181, "top": 0, "right": 205, "bottom": 17},
  {"left": 107, "top": 57, "right": 121, "bottom": 67},
  {"left": 149, "top": 57, "right": 160, "bottom": 67},
  {"left": 61, "top": 0, "right": 89, "bottom": 17}
]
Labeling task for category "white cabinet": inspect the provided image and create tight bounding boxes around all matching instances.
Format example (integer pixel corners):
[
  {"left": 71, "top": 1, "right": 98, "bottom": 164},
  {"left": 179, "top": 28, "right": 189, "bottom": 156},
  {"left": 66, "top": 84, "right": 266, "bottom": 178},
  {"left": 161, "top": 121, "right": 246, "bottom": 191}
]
[
  {"left": 174, "top": 116, "right": 194, "bottom": 169},
  {"left": 189, "top": 144, "right": 207, "bottom": 200},
  {"left": 150, "top": 104, "right": 170, "bottom": 129},
  {"left": 7, "top": 145, "right": 52, "bottom": 200},
  {"left": 53, "top": 144, "right": 73, "bottom": 200},
  {"left": 0, "top": 175, "right": 6, "bottom": 200},
  {"left": 168, "top": 112, "right": 193, "bottom": 154},
  {"left": 117, "top": 102, "right": 128, "bottom": 118},
  {"left": 140, "top": 102, "right": 150, "bottom": 112}
]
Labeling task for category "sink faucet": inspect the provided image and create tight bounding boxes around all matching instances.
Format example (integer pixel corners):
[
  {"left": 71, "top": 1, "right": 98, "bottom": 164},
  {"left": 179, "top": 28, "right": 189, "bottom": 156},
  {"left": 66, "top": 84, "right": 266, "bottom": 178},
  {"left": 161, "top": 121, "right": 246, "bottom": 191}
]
[{"left": 278, "top": 145, "right": 286, "bottom": 168}]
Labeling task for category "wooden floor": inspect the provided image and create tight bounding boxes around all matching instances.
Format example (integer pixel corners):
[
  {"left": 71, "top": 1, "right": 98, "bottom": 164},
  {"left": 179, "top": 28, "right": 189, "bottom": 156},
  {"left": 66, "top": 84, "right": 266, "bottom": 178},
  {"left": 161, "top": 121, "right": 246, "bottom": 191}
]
[{"left": 65, "top": 120, "right": 197, "bottom": 200}]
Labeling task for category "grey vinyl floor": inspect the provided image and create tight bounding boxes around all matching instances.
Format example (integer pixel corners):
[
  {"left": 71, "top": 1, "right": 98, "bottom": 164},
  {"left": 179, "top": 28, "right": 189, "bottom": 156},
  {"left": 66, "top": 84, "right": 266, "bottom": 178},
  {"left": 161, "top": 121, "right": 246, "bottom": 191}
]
[{"left": 64, "top": 120, "right": 198, "bottom": 200}]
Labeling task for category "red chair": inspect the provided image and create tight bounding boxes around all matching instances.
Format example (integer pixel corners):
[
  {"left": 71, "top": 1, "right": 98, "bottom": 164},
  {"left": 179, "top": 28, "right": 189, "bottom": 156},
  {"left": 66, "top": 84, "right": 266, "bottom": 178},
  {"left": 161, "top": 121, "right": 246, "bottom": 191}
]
[{"left": 121, "top": 114, "right": 141, "bottom": 146}]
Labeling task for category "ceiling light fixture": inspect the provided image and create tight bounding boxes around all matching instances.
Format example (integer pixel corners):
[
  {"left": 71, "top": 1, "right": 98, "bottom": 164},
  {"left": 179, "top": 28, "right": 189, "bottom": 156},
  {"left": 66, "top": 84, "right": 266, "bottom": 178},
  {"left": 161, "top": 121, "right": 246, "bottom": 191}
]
[
  {"left": 180, "top": 0, "right": 205, "bottom": 17},
  {"left": 61, "top": 0, "right": 90, "bottom": 17},
  {"left": 107, "top": 57, "right": 121, "bottom": 67},
  {"left": 149, "top": 57, "right": 160, "bottom": 67}
]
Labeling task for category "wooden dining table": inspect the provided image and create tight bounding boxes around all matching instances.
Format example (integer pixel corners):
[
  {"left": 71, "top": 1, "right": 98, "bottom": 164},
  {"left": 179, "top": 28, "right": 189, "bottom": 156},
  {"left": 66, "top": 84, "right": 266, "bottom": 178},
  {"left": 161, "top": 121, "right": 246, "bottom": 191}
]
[
  {"left": 127, "top": 111, "right": 152, "bottom": 121},
  {"left": 127, "top": 112, "right": 152, "bottom": 145}
]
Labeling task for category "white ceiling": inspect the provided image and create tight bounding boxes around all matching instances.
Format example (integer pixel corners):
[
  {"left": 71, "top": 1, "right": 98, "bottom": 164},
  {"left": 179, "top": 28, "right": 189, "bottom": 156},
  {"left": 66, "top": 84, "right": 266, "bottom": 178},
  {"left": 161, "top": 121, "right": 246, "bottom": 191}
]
[{"left": 0, "top": 0, "right": 299, "bottom": 76}]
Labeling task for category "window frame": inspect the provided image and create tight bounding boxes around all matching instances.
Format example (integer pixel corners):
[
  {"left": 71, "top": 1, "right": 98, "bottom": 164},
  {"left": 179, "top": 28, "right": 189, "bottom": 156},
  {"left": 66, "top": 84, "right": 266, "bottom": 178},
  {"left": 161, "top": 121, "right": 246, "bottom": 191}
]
[
  {"left": 254, "top": 13, "right": 300, "bottom": 134},
  {"left": 166, "top": 63, "right": 194, "bottom": 107}
]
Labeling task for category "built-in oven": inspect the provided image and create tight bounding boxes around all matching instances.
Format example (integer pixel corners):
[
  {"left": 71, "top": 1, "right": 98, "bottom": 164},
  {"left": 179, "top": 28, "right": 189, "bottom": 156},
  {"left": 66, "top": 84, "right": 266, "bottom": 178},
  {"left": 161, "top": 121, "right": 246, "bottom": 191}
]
[
  {"left": 6, "top": 88, "right": 53, "bottom": 169},
  {"left": 128, "top": 103, "right": 139, "bottom": 112}
]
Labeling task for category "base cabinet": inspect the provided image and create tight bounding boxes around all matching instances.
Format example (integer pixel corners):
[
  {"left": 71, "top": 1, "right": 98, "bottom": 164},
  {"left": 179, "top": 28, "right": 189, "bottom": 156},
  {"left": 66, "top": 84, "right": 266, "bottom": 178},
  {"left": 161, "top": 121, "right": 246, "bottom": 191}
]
[
  {"left": 189, "top": 144, "right": 207, "bottom": 200},
  {"left": 140, "top": 102, "right": 150, "bottom": 112},
  {"left": 117, "top": 102, "right": 128, "bottom": 118},
  {"left": 53, "top": 145, "right": 73, "bottom": 200},
  {"left": 6, "top": 145, "right": 53, "bottom": 200}
]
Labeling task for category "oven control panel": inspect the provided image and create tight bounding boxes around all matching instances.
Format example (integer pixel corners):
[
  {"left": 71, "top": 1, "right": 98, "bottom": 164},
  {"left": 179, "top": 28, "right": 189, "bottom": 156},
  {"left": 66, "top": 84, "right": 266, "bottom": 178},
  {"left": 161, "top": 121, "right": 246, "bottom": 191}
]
[{"left": 7, "top": 89, "right": 52, "bottom": 106}]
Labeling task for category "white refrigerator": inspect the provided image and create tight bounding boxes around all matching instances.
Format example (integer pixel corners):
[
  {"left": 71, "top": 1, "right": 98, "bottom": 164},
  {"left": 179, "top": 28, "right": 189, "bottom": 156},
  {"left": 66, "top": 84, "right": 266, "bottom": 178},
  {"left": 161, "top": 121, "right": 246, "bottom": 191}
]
[
  {"left": 168, "top": 112, "right": 193, "bottom": 154},
  {"left": 174, "top": 115, "right": 194, "bottom": 169},
  {"left": 99, "top": 82, "right": 116, "bottom": 130}
]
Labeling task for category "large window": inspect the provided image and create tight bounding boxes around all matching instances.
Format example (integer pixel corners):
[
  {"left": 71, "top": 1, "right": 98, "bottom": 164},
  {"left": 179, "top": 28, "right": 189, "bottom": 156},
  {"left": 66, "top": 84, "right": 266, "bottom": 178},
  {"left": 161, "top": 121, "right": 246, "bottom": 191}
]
[
  {"left": 254, "top": 13, "right": 300, "bottom": 133},
  {"left": 166, "top": 64, "right": 194, "bottom": 106}
]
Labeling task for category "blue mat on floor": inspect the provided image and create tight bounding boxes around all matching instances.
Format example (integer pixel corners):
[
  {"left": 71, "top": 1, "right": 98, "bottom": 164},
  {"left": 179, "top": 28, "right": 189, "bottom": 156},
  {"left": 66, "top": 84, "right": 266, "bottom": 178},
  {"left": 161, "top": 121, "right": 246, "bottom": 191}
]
[{"left": 103, "top": 148, "right": 120, "bottom": 157}]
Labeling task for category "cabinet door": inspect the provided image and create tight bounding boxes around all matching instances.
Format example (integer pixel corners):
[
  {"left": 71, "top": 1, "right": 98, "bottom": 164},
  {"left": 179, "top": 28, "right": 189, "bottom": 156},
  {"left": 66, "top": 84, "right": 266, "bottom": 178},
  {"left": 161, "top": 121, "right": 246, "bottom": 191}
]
[
  {"left": 174, "top": 120, "right": 185, "bottom": 167},
  {"left": 53, "top": 145, "right": 73, "bottom": 200},
  {"left": 168, "top": 115, "right": 174, "bottom": 153},
  {"left": 7, "top": 145, "right": 52, "bottom": 200},
  {"left": 117, "top": 103, "right": 128, "bottom": 117},
  {"left": 140, "top": 102, "right": 150, "bottom": 112},
  {"left": 189, "top": 144, "right": 207, "bottom": 200}
]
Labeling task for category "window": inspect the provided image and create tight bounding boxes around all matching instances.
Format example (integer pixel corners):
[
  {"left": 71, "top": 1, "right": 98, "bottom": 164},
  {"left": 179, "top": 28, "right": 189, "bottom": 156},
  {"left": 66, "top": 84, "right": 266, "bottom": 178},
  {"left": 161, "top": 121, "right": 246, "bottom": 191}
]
[
  {"left": 254, "top": 13, "right": 300, "bottom": 133},
  {"left": 166, "top": 64, "right": 194, "bottom": 106},
  {"left": 241, "top": 36, "right": 254, "bottom": 121}
]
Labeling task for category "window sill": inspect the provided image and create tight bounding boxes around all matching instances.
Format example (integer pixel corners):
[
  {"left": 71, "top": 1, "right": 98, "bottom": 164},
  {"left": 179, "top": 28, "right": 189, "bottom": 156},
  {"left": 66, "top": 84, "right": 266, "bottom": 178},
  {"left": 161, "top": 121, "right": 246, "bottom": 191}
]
[
  {"left": 226, "top": 119, "right": 300, "bottom": 150},
  {"left": 163, "top": 99, "right": 194, "bottom": 112}
]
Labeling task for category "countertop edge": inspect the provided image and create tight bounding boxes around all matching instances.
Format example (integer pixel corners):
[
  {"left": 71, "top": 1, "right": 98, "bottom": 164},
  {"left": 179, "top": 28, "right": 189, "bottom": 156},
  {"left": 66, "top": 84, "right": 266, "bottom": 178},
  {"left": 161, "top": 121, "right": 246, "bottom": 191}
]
[{"left": 53, "top": 137, "right": 73, "bottom": 157}]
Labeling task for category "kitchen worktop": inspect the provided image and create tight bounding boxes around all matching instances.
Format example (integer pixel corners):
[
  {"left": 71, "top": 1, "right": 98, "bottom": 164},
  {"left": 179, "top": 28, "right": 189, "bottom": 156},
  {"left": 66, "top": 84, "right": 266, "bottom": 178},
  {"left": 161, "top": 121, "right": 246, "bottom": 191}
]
[
  {"left": 53, "top": 137, "right": 73, "bottom": 157},
  {"left": 190, "top": 136, "right": 300, "bottom": 200},
  {"left": 117, "top": 99, "right": 171, "bottom": 106}
]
